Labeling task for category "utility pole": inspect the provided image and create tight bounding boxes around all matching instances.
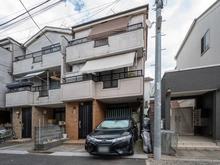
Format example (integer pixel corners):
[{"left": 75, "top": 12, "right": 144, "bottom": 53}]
[{"left": 154, "top": 0, "right": 163, "bottom": 160}]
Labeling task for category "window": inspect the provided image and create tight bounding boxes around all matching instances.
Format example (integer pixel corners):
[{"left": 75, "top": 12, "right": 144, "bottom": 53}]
[
  {"left": 201, "top": 30, "right": 210, "bottom": 54},
  {"left": 94, "top": 38, "right": 108, "bottom": 47},
  {"left": 53, "top": 108, "right": 65, "bottom": 122},
  {"left": 33, "top": 56, "right": 42, "bottom": 63}
]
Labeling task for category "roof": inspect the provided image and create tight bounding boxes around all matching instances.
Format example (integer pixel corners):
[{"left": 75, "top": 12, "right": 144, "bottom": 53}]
[
  {"left": 163, "top": 63, "right": 220, "bottom": 76},
  {"left": 72, "top": 4, "right": 148, "bottom": 32},
  {"left": 144, "top": 77, "right": 154, "bottom": 81},
  {"left": 174, "top": 0, "right": 220, "bottom": 60},
  {"left": 0, "top": 37, "right": 21, "bottom": 47},
  {"left": 23, "top": 26, "right": 72, "bottom": 47}
]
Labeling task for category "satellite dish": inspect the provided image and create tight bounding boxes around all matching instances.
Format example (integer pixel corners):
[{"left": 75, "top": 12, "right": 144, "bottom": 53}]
[{"left": 146, "top": 19, "right": 152, "bottom": 28}]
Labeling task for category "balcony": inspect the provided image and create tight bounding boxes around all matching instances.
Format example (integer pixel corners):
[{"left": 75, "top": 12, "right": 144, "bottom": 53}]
[
  {"left": 13, "top": 44, "right": 62, "bottom": 75},
  {"left": 6, "top": 89, "right": 34, "bottom": 107},
  {"left": 66, "top": 23, "right": 144, "bottom": 64},
  {"left": 61, "top": 73, "right": 95, "bottom": 101},
  {"left": 61, "top": 70, "right": 143, "bottom": 102},
  {"left": 6, "top": 84, "right": 62, "bottom": 107}
]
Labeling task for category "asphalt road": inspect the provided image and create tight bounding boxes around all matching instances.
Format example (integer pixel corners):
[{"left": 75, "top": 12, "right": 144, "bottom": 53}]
[
  {"left": 0, "top": 154, "right": 146, "bottom": 165},
  {"left": 1, "top": 153, "right": 220, "bottom": 165}
]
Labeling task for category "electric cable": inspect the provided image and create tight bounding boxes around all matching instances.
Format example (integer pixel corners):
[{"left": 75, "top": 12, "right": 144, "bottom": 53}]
[
  {"left": 0, "top": 1, "right": 116, "bottom": 38},
  {"left": 0, "top": 0, "right": 51, "bottom": 27},
  {"left": 19, "top": 0, "right": 54, "bottom": 45}
]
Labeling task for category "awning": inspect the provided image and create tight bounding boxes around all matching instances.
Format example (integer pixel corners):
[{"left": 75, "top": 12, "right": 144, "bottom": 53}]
[
  {"left": 87, "top": 16, "right": 131, "bottom": 40},
  {"left": 80, "top": 52, "right": 135, "bottom": 73},
  {"left": 16, "top": 71, "right": 45, "bottom": 81}
]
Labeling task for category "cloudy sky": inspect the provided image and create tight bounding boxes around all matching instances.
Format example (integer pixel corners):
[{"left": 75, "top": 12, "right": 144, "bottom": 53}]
[{"left": 0, "top": 0, "right": 217, "bottom": 78}]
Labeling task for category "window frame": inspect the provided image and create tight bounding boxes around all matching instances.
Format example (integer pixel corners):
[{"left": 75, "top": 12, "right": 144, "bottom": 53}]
[{"left": 201, "top": 29, "right": 210, "bottom": 55}]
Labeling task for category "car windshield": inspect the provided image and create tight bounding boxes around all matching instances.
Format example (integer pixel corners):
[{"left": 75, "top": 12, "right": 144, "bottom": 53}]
[{"left": 97, "top": 119, "right": 129, "bottom": 129}]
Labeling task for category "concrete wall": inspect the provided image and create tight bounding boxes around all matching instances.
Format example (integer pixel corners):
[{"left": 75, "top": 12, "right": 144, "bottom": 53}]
[
  {"left": 33, "top": 89, "right": 63, "bottom": 106},
  {"left": 13, "top": 51, "right": 62, "bottom": 75},
  {"left": 26, "top": 32, "right": 71, "bottom": 53},
  {"left": 66, "top": 29, "right": 144, "bottom": 64},
  {"left": 95, "top": 77, "right": 143, "bottom": 99},
  {"left": 6, "top": 91, "right": 34, "bottom": 107},
  {"left": 0, "top": 47, "right": 13, "bottom": 108},
  {"left": 176, "top": 1, "right": 220, "bottom": 69},
  {"left": 61, "top": 81, "right": 95, "bottom": 102}
]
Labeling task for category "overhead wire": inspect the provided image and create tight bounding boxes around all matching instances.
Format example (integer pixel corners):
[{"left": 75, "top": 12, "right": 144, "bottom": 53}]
[
  {"left": 0, "top": 0, "right": 63, "bottom": 30},
  {"left": 0, "top": 0, "right": 126, "bottom": 80},
  {"left": 0, "top": 0, "right": 58, "bottom": 21},
  {"left": 0, "top": 1, "right": 116, "bottom": 38},
  {"left": 19, "top": 0, "right": 54, "bottom": 45},
  {"left": 1, "top": 0, "right": 122, "bottom": 71},
  {"left": 0, "top": 0, "right": 51, "bottom": 27}
]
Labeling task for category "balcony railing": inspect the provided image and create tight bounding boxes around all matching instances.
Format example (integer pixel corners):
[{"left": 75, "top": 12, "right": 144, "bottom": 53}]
[
  {"left": 6, "top": 83, "right": 61, "bottom": 97},
  {"left": 63, "top": 74, "right": 94, "bottom": 84},
  {"left": 63, "top": 70, "right": 143, "bottom": 86},
  {"left": 68, "top": 23, "right": 143, "bottom": 47},
  {"left": 14, "top": 44, "right": 61, "bottom": 62}
]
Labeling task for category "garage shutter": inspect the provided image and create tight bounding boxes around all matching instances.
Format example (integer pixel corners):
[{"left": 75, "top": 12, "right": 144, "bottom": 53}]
[{"left": 106, "top": 108, "right": 132, "bottom": 119}]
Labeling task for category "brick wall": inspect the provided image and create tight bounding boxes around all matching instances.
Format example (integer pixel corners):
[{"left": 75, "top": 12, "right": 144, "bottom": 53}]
[
  {"left": 65, "top": 100, "right": 106, "bottom": 140},
  {"left": 66, "top": 102, "right": 78, "bottom": 140},
  {"left": 12, "top": 108, "right": 22, "bottom": 139},
  {"left": 32, "top": 107, "right": 53, "bottom": 139},
  {"left": 93, "top": 100, "right": 105, "bottom": 129}
]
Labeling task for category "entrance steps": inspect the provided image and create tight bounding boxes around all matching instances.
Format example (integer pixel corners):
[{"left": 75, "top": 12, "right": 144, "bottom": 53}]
[{"left": 178, "top": 136, "right": 220, "bottom": 150}]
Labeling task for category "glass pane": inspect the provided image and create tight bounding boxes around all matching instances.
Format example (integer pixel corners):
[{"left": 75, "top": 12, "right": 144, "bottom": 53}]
[{"left": 205, "top": 30, "right": 209, "bottom": 49}]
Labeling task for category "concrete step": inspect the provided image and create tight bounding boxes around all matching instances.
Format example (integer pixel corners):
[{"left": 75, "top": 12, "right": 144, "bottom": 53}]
[
  {"left": 178, "top": 144, "right": 220, "bottom": 150},
  {"left": 178, "top": 142, "right": 217, "bottom": 146}
]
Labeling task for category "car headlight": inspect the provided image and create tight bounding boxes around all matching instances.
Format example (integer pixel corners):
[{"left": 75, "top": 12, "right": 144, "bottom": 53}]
[
  {"left": 113, "top": 135, "right": 132, "bottom": 142},
  {"left": 86, "top": 135, "right": 96, "bottom": 142}
]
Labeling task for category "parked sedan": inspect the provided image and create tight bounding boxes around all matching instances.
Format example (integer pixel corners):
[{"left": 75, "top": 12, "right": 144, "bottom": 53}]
[{"left": 85, "top": 117, "right": 138, "bottom": 155}]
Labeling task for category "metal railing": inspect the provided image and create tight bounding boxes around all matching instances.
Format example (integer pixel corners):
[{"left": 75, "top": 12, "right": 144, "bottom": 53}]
[
  {"left": 6, "top": 83, "right": 61, "bottom": 98},
  {"left": 63, "top": 70, "right": 143, "bottom": 84},
  {"left": 63, "top": 74, "right": 94, "bottom": 84},
  {"left": 14, "top": 44, "right": 61, "bottom": 62},
  {"left": 68, "top": 37, "right": 88, "bottom": 46},
  {"left": 68, "top": 23, "right": 143, "bottom": 47},
  {"left": 94, "top": 38, "right": 108, "bottom": 47}
]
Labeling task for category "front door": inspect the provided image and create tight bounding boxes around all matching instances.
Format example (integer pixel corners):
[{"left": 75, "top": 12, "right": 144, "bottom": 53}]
[
  {"left": 175, "top": 108, "right": 193, "bottom": 135},
  {"left": 78, "top": 102, "right": 92, "bottom": 139},
  {"left": 22, "top": 108, "right": 32, "bottom": 138}
]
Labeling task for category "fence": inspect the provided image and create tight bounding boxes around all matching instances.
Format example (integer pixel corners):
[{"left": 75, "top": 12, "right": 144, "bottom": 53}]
[{"left": 34, "top": 125, "right": 66, "bottom": 150}]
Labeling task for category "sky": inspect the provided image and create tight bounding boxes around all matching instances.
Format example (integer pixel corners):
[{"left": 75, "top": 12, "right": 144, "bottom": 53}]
[{"left": 0, "top": 0, "right": 217, "bottom": 78}]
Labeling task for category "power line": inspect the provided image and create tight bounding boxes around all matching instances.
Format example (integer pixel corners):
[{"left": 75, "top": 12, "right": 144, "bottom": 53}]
[
  {"left": 0, "top": 0, "right": 63, "bottom": 31},
  {"left": 19, "top": 0, "right": 54, "bottom": 45},
  {"left": 0, "top": 0, "right": 58, "bottom": 20},
  {"left": 0, "top": 1, "right": 115, "bottom": 38},
  {"left": 0, "top": 0, "right": 50, "bottom": 27}
]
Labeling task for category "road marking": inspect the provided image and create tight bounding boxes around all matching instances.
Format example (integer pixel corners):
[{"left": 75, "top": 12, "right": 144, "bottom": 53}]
[
  {"left": 146, "top": 160, "right": 150, "bottom": 165},
  {"left": 0, "top": 150, "right": 28, "bottom": 154},
  {"left": 0, "top": 144, "right": 22, "bottom": 150},
  {"left": 50, "top": 152, "right": 91, "bottom": 157}
]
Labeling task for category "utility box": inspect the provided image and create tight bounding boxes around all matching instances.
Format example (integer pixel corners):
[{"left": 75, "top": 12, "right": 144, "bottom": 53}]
[{"left": 161, "top": 130, "right": 178, "bottom": 155}]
